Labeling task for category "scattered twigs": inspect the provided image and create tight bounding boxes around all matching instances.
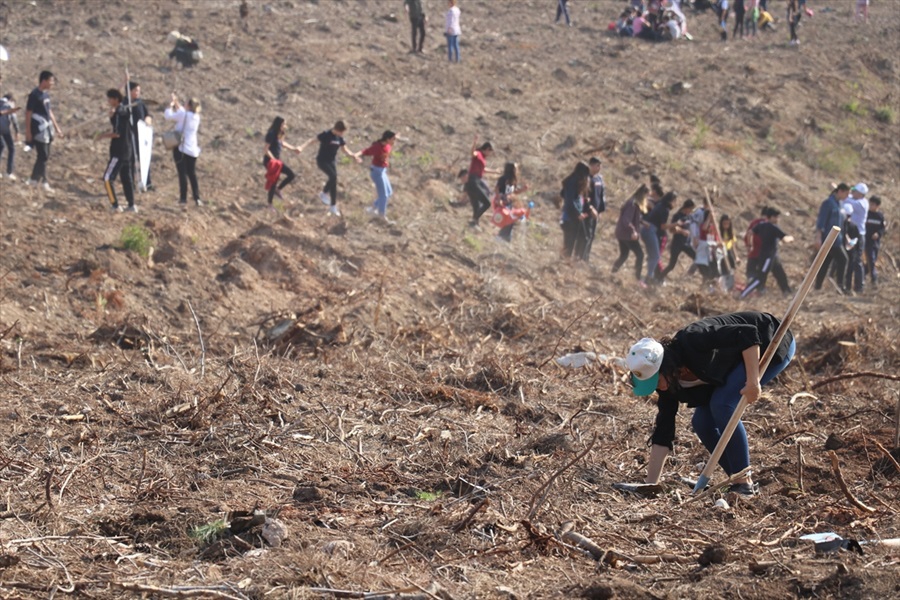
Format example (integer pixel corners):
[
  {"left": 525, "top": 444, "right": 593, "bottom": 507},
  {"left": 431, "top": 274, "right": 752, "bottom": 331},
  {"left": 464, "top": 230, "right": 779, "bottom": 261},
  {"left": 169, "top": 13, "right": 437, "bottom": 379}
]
[
  {"left": 685, "top": 467, "right": 751, "bottom": 504},
  {"left": 797, "top": 444, "right": 804, "bottom": 493},
  {"left": 538, "top": 296, "right": 603, "bottom": 370},
  {"left": 44, "top": 469, "right": 53, "bottom": 509},
  {"left": 872, "top": 439, "right": 900, "bottom": 475},
  {"left": 526, "top": 433, "right": 597, "bottom": 520},
  {"left": 829, "top": 451, "right": 876, "bottom": 513},
  {"left": 187, "top": 300, "right": 206, "bottom": 380},
  {"left": 114, "top": 582, "right": 247, "bottom": 600},
  {"left": 306, "top": 587, "right": 433, "bottom": 600},
  {"left": 557, "top": 521, "right": 604, "bottom": 561},
  {"left": 811, "top": 371, "right": 900, "bottom": 390},
  {"left": 451, "top": 498, "right": 489, "bottom": 533}
]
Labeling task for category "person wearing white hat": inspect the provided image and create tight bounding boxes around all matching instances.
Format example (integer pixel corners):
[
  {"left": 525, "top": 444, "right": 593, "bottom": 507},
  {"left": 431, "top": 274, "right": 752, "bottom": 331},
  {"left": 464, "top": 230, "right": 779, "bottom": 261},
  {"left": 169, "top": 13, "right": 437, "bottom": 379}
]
[
  {"left": 844, "top": 183, "right": 869, "bottom": 293},
  {"left": 625, "top": 311, "right": 796, "bottom": 496}
]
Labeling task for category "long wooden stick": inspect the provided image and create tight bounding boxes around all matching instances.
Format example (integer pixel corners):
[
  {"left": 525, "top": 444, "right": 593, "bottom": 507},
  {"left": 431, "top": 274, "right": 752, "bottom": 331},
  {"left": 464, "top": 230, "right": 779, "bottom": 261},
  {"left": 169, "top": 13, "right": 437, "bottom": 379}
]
[
  {"left": 829, "top": 451, "right": 876, "bottom": 513},
  {"left": 693, "top": 226, "right": 840, "bottom": 494}
]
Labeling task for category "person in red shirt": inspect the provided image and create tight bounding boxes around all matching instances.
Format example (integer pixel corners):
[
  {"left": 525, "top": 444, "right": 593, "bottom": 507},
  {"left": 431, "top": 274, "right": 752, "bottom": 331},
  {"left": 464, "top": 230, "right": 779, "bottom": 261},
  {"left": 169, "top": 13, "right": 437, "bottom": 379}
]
[
  {"left": 360, "top": 130, "right": 396, "bottom": 220},
  {"left": 743, "top": 206, "right": 774, "bottom": 285},
  {"left": 465, "top": 136, "right": 501, "bottom": 228}
]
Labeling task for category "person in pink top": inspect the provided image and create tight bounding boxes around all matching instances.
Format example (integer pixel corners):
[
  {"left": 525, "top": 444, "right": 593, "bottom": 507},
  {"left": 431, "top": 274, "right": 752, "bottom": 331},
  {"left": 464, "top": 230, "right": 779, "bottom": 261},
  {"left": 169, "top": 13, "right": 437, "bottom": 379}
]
[{"left": 360, "top": 130, "right": 396, "bottom": 220}]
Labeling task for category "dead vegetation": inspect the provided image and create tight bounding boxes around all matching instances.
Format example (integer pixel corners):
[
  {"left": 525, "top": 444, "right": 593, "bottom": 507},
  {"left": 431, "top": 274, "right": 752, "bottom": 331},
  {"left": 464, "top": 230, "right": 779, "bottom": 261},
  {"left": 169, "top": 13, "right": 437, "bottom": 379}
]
[{"left": 1, "top": 1, "right": 899, "bottom": 599}]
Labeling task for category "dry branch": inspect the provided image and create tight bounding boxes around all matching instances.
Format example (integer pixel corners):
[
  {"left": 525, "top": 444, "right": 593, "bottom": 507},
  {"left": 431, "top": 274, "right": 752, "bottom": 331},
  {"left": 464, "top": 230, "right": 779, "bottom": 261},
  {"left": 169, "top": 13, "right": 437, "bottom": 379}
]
[
  {"left": 829, "top": 451, "right": 876, "bottom": 513},
  {"left": 526, "top": 433, "right": 597, "bottom": 520},
  {"left": 115, "top": 582, "right": 246, "bottom": 600},
  {"left": 810, "top": 371, "right": 900, "bottom": 390},
  {"left": 872, "top": 439, "right": 900, "bottom": 475},
  {"left": 451, "top": 498, "right": 489, "bottom": 533}
]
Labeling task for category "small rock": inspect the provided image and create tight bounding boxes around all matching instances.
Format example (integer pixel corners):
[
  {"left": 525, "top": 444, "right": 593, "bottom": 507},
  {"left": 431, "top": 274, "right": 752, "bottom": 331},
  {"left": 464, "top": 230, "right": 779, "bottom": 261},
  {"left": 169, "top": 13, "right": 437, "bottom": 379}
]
[
  {"left": 321, "top": 540, "right": 354, "bottom": 558},
  {"left": 698, "top": 544, "right": 728, "bottom": 566},
  {"left": 824, "top": 433, "right": 845, "bottom": 450},
  {"left": 261, "top": 518, "right": 288, "bottom": 547},
  {"left": 293, "top": 485, "right": 324, "bottom": 503}
]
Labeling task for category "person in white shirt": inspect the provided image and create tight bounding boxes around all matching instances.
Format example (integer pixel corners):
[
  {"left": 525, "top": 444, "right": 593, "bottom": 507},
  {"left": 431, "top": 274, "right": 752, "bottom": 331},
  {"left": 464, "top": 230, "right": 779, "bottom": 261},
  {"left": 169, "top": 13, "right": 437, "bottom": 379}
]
[
  {"left": 164, "top": 93, "right": 203, "bottom": 207},
  {"left": 445, "top": 0, "right": 461, "bottom": 63},
  {"left": 844, "top": 183, "right": 869, "bottom": 292}
]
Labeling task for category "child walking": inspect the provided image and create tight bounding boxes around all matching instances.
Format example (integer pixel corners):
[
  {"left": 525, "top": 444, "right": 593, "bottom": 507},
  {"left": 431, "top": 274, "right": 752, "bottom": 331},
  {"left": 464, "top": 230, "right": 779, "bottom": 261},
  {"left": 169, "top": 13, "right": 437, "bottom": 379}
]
[
  {"left": 360, "top": 130, "right": 396, "bottom": 220},
  {"left": 302, "top": 120, "right": 362, "bottom": 217}
]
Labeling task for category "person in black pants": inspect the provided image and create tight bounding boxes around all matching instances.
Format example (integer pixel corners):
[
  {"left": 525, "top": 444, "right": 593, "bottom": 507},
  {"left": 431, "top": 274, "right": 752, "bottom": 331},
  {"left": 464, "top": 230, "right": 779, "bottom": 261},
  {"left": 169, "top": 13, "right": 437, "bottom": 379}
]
[
  {"left": 576, "top": 157, "right": 606, "bottom": 262},
  {"left": 404, "top": 0, "right": 427, "bottom": 52},
  {"left": 25, "top": 70, "right": 64, "bottom": 192},
  {"left": 302, "top": 120, "right": 361, "bottom": 217},
  {"left": 263, "top": 116, "right": 303, "bottom": 205},
  {"left": 559, "top": 161, "right": 591, "bottom": 260},
  {"left": 96, "top": 89, "right": 136, "bottom": 212},
  {"left": 740, "top": 208, "right": 793, "bottom": 298},
  {"left": 864, "top": 196, "right": 885, "bottom": 288},
  {"left": 612, "top": 184, "right": 649, "bottom": 284},
  {"left": 659, "top": 198, "right": 697, "bottom": 280},
  {"left": 464, "top": 137, "right": 500, "bottom": 227}
]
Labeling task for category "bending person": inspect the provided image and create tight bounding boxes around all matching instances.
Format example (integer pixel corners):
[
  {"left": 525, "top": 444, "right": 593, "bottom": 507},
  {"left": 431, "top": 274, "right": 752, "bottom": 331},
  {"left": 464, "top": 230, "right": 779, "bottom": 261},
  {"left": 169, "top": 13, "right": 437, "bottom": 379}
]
[{"left": 625, "top": 310, "right": 796, "bottom": 496}]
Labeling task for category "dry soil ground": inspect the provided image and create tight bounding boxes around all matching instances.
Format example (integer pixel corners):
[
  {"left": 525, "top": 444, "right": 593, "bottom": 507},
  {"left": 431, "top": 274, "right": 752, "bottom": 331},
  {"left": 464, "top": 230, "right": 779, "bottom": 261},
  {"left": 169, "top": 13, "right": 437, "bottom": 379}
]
[{"left": 1, "top": 1, "right": 899, "bottom": 599}]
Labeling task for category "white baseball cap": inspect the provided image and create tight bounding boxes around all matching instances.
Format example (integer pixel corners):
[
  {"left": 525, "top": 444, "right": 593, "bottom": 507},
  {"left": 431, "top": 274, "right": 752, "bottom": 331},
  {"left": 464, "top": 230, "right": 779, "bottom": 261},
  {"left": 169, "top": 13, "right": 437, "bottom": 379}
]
[
  {"left": 852, "top": 183, "right": 869, "bottom": 195},
  {"left": 625, "top": 338, "right": 664, "bottom": 396}
]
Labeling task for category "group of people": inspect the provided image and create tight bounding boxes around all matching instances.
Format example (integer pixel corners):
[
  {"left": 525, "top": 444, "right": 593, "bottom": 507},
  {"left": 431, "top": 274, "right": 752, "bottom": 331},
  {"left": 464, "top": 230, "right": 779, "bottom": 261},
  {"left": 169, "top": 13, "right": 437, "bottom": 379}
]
[
  {"left": 815, "top": 182, "right": 886, "bottom": 293},
  {"left": 262, "top": 117, "right": 397, "bottom": 220},
  {"left": 614, "top": 0, "right": 792, "bottom": 43},
  {"left": 0, "top": 69, "right": 203, "bottom": 213},
  {"left": 403, "top": 0, "right": 462, "bottom": 62}
]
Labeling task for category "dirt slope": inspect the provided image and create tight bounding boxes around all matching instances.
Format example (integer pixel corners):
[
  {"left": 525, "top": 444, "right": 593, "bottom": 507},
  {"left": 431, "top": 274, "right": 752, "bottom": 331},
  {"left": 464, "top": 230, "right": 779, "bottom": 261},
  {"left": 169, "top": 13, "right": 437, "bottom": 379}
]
[{"left": 1, "top": 1, "right": 899, "bottom": 598}]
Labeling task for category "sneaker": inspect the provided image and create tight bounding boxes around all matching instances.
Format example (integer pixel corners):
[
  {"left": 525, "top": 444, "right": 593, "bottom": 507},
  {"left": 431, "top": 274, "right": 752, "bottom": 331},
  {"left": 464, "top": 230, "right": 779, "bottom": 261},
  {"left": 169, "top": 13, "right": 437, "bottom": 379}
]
[
  {"left": 6, "top": 174, "right": 16, "bottom": 181},
  {"left": 145, "top": 184, "right": 155, "bottom": 191},
  {"left": 112, "top": 204, "right": 123, "bottom": 213},
  {"left": 274, "top": 188, "right": 284, "bottom": 201},
  {"left": 329, "top": 205, "right": 341, "bottom": 216},
  {"left": 319, "top": 192, "right": 331, "bottom": 205},
  {"left": 178, "top": 199, "right": 187, "bottom": 205},
  {"left": 467, "top": 219, "right": 481, "bottom": 230},
  {"left": 26, "top": 178, "right": 38, "bottom": 187},
  {"left": 637, "top": 280, "right": 649, "bottom": 289},
  {"left": 194, "top": 199, "right": 203, "bottom": 207},
  {"left": 365, "top": 206, "right": 377, "bottom": 216},
  {"left": 728, "top": 482, "right": 760, "bottom": 497},
  {"left": 124, "top": 205, "right": 138, "bottom": 213},
  {"left": 42, "top": 182, "right": 54, "bottom": 193}
]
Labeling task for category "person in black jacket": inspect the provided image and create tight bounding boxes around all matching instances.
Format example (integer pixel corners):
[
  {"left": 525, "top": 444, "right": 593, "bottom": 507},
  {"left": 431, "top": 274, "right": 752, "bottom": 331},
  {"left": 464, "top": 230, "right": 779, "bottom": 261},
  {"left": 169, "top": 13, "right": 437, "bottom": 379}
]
[{"left": 625, "top": 311, "right": 796, "bottom": 496}]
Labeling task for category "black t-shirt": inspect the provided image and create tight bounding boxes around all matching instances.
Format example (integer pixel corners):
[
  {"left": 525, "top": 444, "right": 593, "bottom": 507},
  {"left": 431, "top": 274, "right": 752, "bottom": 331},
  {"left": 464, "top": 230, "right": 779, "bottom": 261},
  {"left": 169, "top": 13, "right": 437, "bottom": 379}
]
[
  {"left": 865, "top": 211, "right": 885, "bottom": 243},
  {"left": 27, "top": 87, "right": 51, "bottom": 137},
  {"left": 316, "top": 130, "right": 345, "bottom": 164},
  {"left": 753, "top": 221, "right": 786, "bottom": 259},
  {"left": 645, "top": 200, "right": 670, "bottom": 233},
  {"left": 265, "top": 129, "right": 283, "bottom": 160},
  {"left": 27, "top": 87, "right": 50, "bottom": 119},
  {"left": 109, "top": 105, "right": 133, "bottom": 160},
  {"left": 587, "top": 174, "right": 605, "bottom": 214},
  {"left": 129, "top": 98, "right": 148, "bottom": 129}
]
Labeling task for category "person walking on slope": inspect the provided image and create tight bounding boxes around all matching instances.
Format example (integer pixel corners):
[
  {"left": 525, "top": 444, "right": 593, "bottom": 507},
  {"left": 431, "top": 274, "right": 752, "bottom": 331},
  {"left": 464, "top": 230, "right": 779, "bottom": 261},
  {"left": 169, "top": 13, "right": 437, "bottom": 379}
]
[
  {"left": 465, "top": 137, "right": 501, "bottom": 228},
  {"left": 263, "top": 116, "right": 303, "bottom": 207},
  {"left": 559, "top": 161, "right": 591, "bottom": 260},
  {"left": 96, "top": 89, "right": 136, "bottom": 212},
  {"left": 126, "top": 81, "right": 153, "bottom": 191},
  {"left": 576, "top": 157, "right": 606, "bottom": 261},
  {"left": 360, "top": 130, "right": 397, "bottom": 221},
  {"left": 25, "top": 70, "right": 64, "bottom": 192},
  {"left": 864, "top": 196, "right": 885, "bottom": 289},
  {"left": 843, "top": 183, "right": 869, "bottom": 293},
  {"left": 787, "top": 0, "right": 801, "bottom": 45},
  {"left": 304, "top": 120, "right": 362, "bottom": 217},
  {"left": 0, "top": 93, "right": 21, "bottom": 179},
  {"left": 739, "top": 207, "right": 793, "bottom": 298},
  {"left": 659, "top": 198, "right": 697, "bottom": 281},
  {"left": 445, "top": 0, "right": 461, "bottom": 63},
  {"left": 404, "top": 0, "right": 427, "bottom": 53},
  {"left": 814, "top": 183, "right": 849, "bottom": 291},
  {"left": 555, "top": 0, "right": 572, "bottom": 26},
  {"left": 164, "top": 93, "right": 203, "bottom": 207},
  {"left": 625, "top": 310, "right": 796, "bottom": 496},
  {"left": 612, "top": 184, "right": 649, "bottom": 284}
]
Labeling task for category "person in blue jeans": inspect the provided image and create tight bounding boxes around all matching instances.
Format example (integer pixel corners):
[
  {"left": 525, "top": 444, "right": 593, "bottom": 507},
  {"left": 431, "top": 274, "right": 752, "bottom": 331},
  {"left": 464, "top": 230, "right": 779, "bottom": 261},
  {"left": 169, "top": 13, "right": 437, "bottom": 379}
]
[
  {"left": 626, "top": 311, "right": 796, "bottom": 497},
  {"left": 360, "top": 130, "right": 396, "bottom": 219},
  {"left": 641, "top": 191, "right": 676, "bottom": 285},
  {"left": 445, "top": 0, "right": 461, "bottom": 63},
  {"left": 555, "top": 0, "right": 571, "bottom": 26}
]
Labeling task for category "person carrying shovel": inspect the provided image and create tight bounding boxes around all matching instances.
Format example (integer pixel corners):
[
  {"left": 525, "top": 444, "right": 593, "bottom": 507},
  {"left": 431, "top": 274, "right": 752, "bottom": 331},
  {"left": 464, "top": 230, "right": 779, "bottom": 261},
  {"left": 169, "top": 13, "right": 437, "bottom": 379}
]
[{"left": 622, "top": 310, "right": 796, "bottom": 497}]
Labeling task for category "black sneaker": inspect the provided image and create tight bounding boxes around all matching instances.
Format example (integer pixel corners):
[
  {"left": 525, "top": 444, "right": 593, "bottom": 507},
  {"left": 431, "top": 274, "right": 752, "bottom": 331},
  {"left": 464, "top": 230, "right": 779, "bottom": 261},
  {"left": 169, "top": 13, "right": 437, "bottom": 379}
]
[{"left": 728, "top": 482, "right": 760, "bottom": 497}]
